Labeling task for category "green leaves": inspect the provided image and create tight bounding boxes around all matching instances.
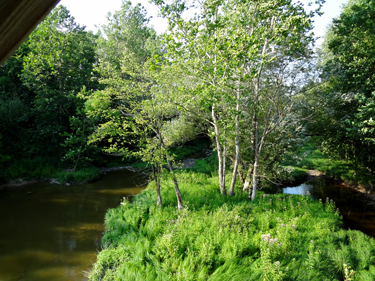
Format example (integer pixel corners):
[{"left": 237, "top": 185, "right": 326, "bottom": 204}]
[
  {"left": 87, "top": 1, "right": 172, "bottom": 164},
  {"left": 307, "top": 0, "right": 375, "bottom": 172},
  {"left": 21, "top": 5, "right": 98, "bottom": 156},
  {"left": 327, "top": 0, "right": 375, "bottom": 96}
]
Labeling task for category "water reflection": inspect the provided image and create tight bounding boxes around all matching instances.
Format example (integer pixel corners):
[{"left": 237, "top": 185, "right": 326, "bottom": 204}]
[
  {"left": 283, "top": 179, "right": 375, "bottom": 238},
  {"left": 0, "top": 169, "right": 147, "bottom": 281},
  {"left": 283, "top": 184, "right": 311, "bottom": 196}
]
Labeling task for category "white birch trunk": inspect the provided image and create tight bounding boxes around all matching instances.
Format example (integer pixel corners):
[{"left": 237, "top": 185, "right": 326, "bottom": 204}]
[
  {"left": 212, "top": 104, "right": 227, "bottom": 195},
  {"left": 165, "top": 157, "right": 183, "bottom": 210},
  {"left": 152, "top": 164, "right": 162, "bottom": 207},
  {"left": 229, "top": 81, "right": 241, "bottom": 196},
  {"left": 251, "top": 116, "right": 259, "bottom": 200},
  {"left": 243, "top": 165, "right": 253, "bottom": 192}
]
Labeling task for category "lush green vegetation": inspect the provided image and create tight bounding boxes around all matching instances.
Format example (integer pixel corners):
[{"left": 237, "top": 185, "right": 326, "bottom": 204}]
[
  {"left": 297, "top": 0, "right": 375, "bottom": 184},
  {"left": 1, "top": 0, "right": 374, "bottom": 196},
  {"left": 1, "top": 0, "right": 375, "bottom": 279},
  {"left": 0, "top": 157, "right": 61, "bottom": 183},
  {"left": 283, "top": 142, "right": 375, "bottom": 188},
  {"left": 55, "top": 167, "right": 100, "bottom": 184},
  {"left": 0, "top": 5, "right": 101, "bottom": 183},
  {"left": 88, "top": 169, "right": 375, "bottom": 280},
  {"left": 169, "top": 138, "right": 211, "bottom": 161}
]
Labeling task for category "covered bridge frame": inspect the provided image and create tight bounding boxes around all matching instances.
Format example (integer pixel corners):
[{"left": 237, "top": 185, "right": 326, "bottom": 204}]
[{"left": 0, "top": 0, "right": 60, "bottom": 65}]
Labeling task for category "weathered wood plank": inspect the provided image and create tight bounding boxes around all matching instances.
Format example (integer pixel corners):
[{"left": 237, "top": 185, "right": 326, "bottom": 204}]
[{"left": 0, "top": 0, "right": 60, "bottom": 65}]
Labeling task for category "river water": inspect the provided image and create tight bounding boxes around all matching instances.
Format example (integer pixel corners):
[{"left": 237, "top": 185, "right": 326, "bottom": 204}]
[
  {"left": 283, "top": 179, "right": 375, "bottom": 237},
  {"left": 0, "top": 170, "right": 147, "bottom": 281}
]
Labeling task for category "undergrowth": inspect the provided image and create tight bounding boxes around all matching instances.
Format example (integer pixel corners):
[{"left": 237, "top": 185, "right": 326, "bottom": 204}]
[
  {"left": 88, "top": 170, "right": 375, "bottom": 280},
  {"left": 0, "top": 157, "right": 61, "bottom": 182},
  {"left": 282, "top": 143, "right": 375, "bottom": 187},
  {"left": 169, "top": 138, "right": 211, "bottom": 161},
  {"left": 55, "top": 167, "right": 100, "bottom": 184}
]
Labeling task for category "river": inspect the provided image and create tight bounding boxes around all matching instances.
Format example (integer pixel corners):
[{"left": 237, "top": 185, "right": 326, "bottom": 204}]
[
  {"left": 1, "top": 172, "right": 374, "bottom": 280},
  {"left": 0, "top": 169, "right": 147, "bottom": 281}
]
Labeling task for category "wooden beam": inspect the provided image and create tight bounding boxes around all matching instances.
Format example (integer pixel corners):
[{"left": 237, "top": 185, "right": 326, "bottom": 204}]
[{"left": 0, "top": 0, "right": 60, "bottom": 65}]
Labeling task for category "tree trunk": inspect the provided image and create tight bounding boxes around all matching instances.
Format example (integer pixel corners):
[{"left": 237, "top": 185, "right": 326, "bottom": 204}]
[
  {"left": 229, "top": 134, "right": 239, "bottom": 196},
  {"left": 157, "top": 129, "right": 183, "bottom": 210},
  {"left": 243, "top": 165, "right": 253, "bottom": 192},
  {"left": 238, "top": 163, "right": 245, "bottom": 184},
  {"left": 73, "top": 148, "right": 81, "bottom": 172},
  {"left": 165, "top": 157, "right": 183, "bottom": 210},
  {"left": 251, "top": 115, "right": 266, "bottom": 201},
  {"left": 212, "top": 105, "right": 227, "bottom": 195},
  {"left": 250, "top": 106, "right": 259, "bottom": 200},
  {"left": 223, "top": 144, "right": 226, "bottom": 187},
  {"left": 152, "top": 164, "right": 162, "bottom": 207},
  {"left": 229, "top": 85, "right": 240, "bottom": 196},
  {"left": 251, "top": 156, "right": 259, "bottom": 201}
]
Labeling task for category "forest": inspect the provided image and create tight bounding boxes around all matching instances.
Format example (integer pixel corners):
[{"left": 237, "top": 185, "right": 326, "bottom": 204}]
[
  {"left": 1, "top": 0, "right": 375, "bottom": 194},
  {"left": 1, "top": 0, "right": 375, "bottom": 279}
]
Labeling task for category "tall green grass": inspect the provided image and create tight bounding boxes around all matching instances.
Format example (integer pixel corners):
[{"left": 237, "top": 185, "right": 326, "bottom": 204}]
[
  {"left": 54, "top": 166, "right": 100, "bottom": 184},
  {"left": 88, "top": 170, "right": 375, "bottom": 280}
]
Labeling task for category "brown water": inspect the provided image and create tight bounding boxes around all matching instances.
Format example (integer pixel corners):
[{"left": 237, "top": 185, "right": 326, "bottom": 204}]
[
  {"left": 0, "top": 169, "right": 147, "bottom": 281},
  {"left": 283, "top": 179, "right": 375, "bottom": 237}
]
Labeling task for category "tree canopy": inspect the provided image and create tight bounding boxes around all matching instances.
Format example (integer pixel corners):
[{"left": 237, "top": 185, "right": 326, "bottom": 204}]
[{"left": 1, "top": 0, "right": 375, "bottom": 200}]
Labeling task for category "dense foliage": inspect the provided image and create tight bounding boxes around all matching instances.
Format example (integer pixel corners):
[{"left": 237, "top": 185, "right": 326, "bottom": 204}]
[
  {"left": 0, "top": 6, "right": 100, "bottom": 182},
  {"left": 0, "top": 0, "right": 374, "bottom": 188},
  {"left": 300, "top": 0, "right": 375, "bottom": 180},
  {"left": 0, "top": 0, "right": 373, "bottom": 187}
]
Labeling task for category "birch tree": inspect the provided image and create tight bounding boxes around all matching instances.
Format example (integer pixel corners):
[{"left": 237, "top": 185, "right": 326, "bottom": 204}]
[{"left": 153, "top": 0, "right": 322, "bottom": 198}]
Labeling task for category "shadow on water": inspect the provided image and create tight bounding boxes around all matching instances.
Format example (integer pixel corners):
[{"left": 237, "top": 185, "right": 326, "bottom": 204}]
[
  {"left": 283, "top": 179, "right": 375, "bottom": 238},
  {"left": 0, "top": 169, "right": 148, "bottom": 281}
]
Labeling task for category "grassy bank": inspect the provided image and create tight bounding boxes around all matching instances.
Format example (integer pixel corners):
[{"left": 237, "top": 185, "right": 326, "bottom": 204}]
[
  {"left": 283, "top": 143, "right": 375, "bottom": 188},
  {"left": 88, "top": 170, "right": 375, "bottom": 280},
  {"left": 0, "top": 138, "right": 211, "bottom": 185},
  {"left": 0, "top": 154, "right": 135, "bottom": 184},
  {"left": 54, "top": 167, "right": 100, "bottom": 184},
  {"left": 0, "top": 157, "right": 101, "bottom": 184},
  {"left": 0, "top": 157, "right": 62, "bottom": 184}
]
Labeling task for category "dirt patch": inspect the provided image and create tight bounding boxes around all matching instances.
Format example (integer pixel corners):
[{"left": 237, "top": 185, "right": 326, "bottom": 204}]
[
  {"left": 181, "top": 159, "right": 196, "bottom": 169},
  {"left": 305, "top": 170, "right": 326, "bottom": 181}
]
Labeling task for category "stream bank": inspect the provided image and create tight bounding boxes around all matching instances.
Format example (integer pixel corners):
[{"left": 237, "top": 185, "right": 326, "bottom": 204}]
[{"left": 301, "top": 169, "right": 375, "bottom": 205}]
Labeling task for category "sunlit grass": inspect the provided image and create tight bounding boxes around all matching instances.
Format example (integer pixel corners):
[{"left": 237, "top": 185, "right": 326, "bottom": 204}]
[{"left": 88, "top": 170, "right": 375, "bottom": 280}]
